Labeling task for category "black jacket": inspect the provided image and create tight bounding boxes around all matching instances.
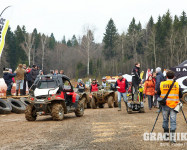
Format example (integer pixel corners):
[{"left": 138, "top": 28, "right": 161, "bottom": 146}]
[
  {"left": 3, "top": 71, "right": 16, "bottom": 84},
  {"left": 155, "top": 72, "right": 165, "bottom": 91},
  {"left": 132, "top": 66, "right": 141, "bottom": 86},
  {"left": 30, "top": 68, "right": 39, "bottom": 83},
  {"left": 26, "top": 71, "right": 32, "bottom": 81},
  {"left": 76, "top": 83, "right": 85, "bottom": 93}
]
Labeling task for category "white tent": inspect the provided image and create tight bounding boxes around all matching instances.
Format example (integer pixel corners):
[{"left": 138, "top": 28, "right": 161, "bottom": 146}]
[{"left": 122, "top": 74, "right": 132, "bottom": 82}]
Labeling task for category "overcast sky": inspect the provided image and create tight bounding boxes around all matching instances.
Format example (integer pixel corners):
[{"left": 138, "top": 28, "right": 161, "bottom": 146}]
[{"left": 0, "top": 0, "right": 187, "bottom": 43}]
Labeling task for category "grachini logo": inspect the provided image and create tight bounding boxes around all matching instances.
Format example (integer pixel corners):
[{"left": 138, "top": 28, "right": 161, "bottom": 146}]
[{"left": 143, "top": 132, "right": 187, "bottom": 141}]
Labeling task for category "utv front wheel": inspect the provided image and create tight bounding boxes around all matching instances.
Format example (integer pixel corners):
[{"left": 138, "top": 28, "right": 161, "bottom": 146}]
[
  {"left": 51, "top": 103, "right": 64, "bottom": 121},
  {"left": 91, "top": 97, "right": 97, "bottom": 109},
  {"left": 108, "top": 96, "right": 114, "bottom": 108},
  {"left": 75, "top": 100, "right": 84, "bottom": 117},
  {"left": 126, "top": 103, "right": 132, "bottom": 114},
  {"left": 25, "top": 104, "right": 37, "bottom": 121},
  {"left": 98, "top": 104, "right": 104, "bottom": 108},
  {"left": 81, "top": 97, "right": 87, "bottom": 109}
]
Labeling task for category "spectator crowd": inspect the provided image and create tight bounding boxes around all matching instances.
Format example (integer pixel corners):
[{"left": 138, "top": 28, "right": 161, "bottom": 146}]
[{"left": 3, "top": 64, "right": 64, "bottom": 96}]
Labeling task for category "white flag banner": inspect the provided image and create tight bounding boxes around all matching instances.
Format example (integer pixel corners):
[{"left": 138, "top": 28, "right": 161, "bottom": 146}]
[{"left": 0, "top": 17, "right": 9, "bottom": 57}]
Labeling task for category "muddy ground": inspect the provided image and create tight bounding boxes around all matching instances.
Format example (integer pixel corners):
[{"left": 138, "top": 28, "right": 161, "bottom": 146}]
[{"left": 0, "top": 101, "right": 187, "bottom": 150}]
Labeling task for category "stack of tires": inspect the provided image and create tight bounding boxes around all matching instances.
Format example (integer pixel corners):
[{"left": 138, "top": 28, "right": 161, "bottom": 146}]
[{"left": 0, "top": 98, "right": 30, "bottom": 114}]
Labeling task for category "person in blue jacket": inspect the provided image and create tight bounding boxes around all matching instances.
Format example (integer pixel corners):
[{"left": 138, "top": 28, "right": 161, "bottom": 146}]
[{"left": 3, "top": 68, "right": 16, "bottom": 96}]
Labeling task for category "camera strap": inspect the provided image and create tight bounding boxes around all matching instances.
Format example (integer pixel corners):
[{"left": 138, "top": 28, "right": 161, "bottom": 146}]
[{"left": 163, "top": 80, "right": 176, "bottom": 101}]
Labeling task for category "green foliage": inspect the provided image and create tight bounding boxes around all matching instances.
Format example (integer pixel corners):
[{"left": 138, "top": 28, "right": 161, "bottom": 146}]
[
  {"left": 67, "top": 39, "right": 72, "bottom": 47},
  {"left": 71, "top": 35, "right": 78, "bottom": 46},
  {"left": 33, "top": 28, "right": 41, "bottom": 49},
  {"left": 62, "top": 35, "right": 66, "bottom": 45},
  {"left": 5, "top": 26, "right": 28, "bottom": 70},
  {"left": 2, "top": 10, "right": 187, "bottom": 78},
  {"left": 49, "top": 33, "right": 56, "bottom": 49},
  {"left": 103, "top": 18, "right": 119, "bottom": 59}
]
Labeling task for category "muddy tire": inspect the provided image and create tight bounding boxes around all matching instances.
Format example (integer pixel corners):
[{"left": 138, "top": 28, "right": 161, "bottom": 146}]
[
  {"left": 114, "top": 100, "right": 118, "bottom": 107},
  {"left": 125, "top": 102, "right": 132, "bottom": 114},
  {"left": 81, "top": 97, "right": 87, "bottom": 109},
  {"left": 0, "top": 99, "right": 12, "bottom": 114},
  {"left": 98, "top": 104, "right": 104, "bottom": 108},
  {"left": 25, "top": 104, "right": 37, "bottom": 121},
  {"left": 7, "top": 98, "right": 26, "bottom": 114},
  {"left": 51, "top": 103, "right": 64, "bottom": 121},
  {"left": 87, "top": 97, "right": 91, "bottom": 108},
  {"left": 75, "top": 99, "right": 84, "bottom": 117},
  {"left": 139, "top": 108, "right": 145, "bottom": 113},
  {"left": 107, "top": 96, "right": 114, "bottom": 108},
  {"left": 91, "top": 97, "right": 97, "bottom": 109},
  {"left": 20, "top": 97, "right": 30, "bottom": 106},
  {"left": 182, "top": 93, "right": 187, "bottom": 104}
]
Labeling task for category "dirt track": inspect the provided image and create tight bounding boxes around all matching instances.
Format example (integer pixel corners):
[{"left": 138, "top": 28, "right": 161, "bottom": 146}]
[{"left": 0, "top": 101, "right": 187, "bottom": 150}]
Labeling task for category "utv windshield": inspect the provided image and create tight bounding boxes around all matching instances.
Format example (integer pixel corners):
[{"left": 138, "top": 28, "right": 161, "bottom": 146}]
[{"left": 37, "top": 79, "right": 57, "bottom": 89}]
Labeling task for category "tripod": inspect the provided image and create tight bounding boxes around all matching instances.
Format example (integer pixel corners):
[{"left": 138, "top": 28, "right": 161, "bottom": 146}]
[{"left": 151, "top": 106, "right": 187, "bottom": 133}]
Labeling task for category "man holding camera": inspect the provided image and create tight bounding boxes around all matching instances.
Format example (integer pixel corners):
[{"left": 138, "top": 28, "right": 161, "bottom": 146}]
[{"left": 157, "top": 70, "right": 183, "bottom": 143}]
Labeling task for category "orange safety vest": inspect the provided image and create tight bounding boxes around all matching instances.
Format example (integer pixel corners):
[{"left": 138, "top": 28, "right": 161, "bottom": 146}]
[{"left": 160, "top": 80, "right": 180, "bottom": 108}]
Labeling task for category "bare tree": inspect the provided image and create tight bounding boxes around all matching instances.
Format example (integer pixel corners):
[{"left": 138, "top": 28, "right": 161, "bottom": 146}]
[
  {"left": 149, "top": 27, "right": 157, "bottom": 68},
  {"left": 23, "top": 33, "right": 35, "bottom": 65},
  {"left": 41, "top": 34, "right": 47, "bottom": 70},
  {"left": 81, "top": 26, "right": 95, "bottom": 75}
]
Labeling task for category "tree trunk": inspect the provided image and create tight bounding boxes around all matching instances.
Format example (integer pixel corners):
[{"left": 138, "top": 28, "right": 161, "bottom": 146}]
[{"left": 87, "top": 41, "right": 90, "bottom": 76}]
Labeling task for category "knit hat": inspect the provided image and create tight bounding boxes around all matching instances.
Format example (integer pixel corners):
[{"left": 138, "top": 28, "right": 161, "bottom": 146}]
[{"left": 156, "top": 67, "right": 161, "bottom": 73}]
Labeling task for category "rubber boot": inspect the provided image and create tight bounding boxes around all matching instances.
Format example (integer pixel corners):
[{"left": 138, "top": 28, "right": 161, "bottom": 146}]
[
  {"left": 20, "top": 89, "right": 23, "bottom": 96},
  {"left": 16, "top": 90, "right": 19, "bottom": 96},
  {"left": 6, "top": 91, "right": 9, "bottom": 97},
  {"left": 8, "top": 91, "right": 12, "bottom": 96},
  {"left": 170, "top": 130, "right": 176, "bottom": 143},
  {"left": 163, "top": 129, "right": 169, "bottom": 142},
  {"left": 118, "top": 102, "right": 121, "bottom": 111}
]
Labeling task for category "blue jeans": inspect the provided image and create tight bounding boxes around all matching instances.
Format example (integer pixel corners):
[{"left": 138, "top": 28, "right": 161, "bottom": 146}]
[
  {"left": 16, "top": 80, "right": 24, "bottom": 90},
  {"left": 162, "top": 105, "right": 177, "bottom": 131},
  {"left": 118, "top": 92, "right": 127, "bottom": 103}
]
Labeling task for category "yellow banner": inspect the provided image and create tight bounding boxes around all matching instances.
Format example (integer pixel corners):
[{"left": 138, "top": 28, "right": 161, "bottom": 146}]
[
  {"left": 0, "top": 18, "right": 9, "bottom": 57},
  {"left": 140, "top": 71, "right": 144, "bottom": 80}
]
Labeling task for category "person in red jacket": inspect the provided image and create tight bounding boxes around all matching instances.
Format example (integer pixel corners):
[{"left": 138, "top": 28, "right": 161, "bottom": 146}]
[
  {"left": 115, "top": 73, "right": 128, "bottom": 111},
  {"left": 90, "top": 79, "right": 99, "bottom": 92}
]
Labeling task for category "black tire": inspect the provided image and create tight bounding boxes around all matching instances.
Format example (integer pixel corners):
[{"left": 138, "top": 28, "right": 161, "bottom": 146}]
[
  {"left": 139, "top": 108, "right": 145, "bottom": 113},
  {"left": 114, "top": 100, "right": 118, "bottom": 107},
  {"left": 87, "top": 98, "right": 92, "bottom": 108},
  {"left": 107, "top": 96, "right": 114, "bottom": 108},
  {"left": 20, "top": 97, "right": 30, "bottom": 106},
  {"left": 25, "top": 104, "right": 37, "bottom": 121},
  {"left": 98, "top": 103, "right": 104, "bottom": 108},
  {"left": 81, "top": 97, "right": 87, "bottom": 109},
  {"left": 182, "top": 93, "right": 187, "bottom": 104},
  {"left": 75, "top": 99, "right": 84, "bottom": 117},
  {"left": 51, "top": 103, "right": 64, "bottom": 121},
  {"left": 7, "top": 98, "right": 26, "bottom": 114},
  {"left": 125, "top": 102, "right": 132, "bottom": 114},
  {"left": 91, "top": 97, "right": 97, "bottom": 109},
  {"left": 0, "top": 99, "right": 12, "bottom": 114}
]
